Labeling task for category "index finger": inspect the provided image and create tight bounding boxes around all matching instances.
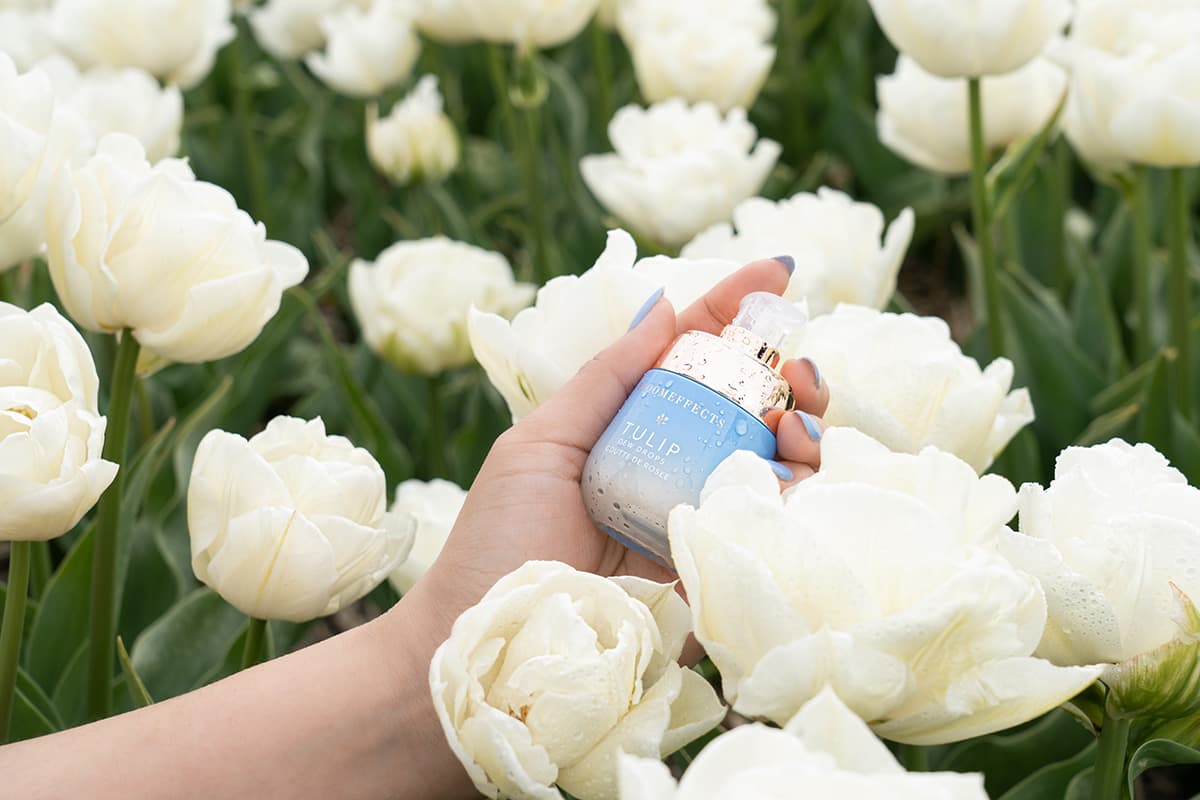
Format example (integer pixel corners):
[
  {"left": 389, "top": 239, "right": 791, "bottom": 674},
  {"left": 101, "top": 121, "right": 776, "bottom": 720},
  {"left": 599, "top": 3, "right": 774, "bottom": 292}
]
[{"left": 673, "top": 256, "right": 794, "bottom": 336}]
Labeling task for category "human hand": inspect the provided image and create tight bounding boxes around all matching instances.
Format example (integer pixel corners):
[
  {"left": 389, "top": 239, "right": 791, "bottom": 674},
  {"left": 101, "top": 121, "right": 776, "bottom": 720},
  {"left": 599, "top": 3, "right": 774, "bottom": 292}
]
[{"left": 417, "top": 256, "right": 830, "bottom": 621}]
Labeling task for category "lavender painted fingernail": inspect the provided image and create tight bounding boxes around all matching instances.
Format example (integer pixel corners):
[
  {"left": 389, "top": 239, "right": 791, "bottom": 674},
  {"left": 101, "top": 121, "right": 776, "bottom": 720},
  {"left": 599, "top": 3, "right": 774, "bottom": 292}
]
[
  {"left": 796, "top": 410, "right": 823, "bottom": 441},
  {"left": 774, "top": 255, "right": 796, "bottom": 276},
  {"left": 801, "top": 357, "right": 822, "bottom": 390},
  {"left": 628, "top": 287, "right": 665, "bottom": 331},
  {"left": 769, "top": 460, "right": 794, "bottom": 481}
]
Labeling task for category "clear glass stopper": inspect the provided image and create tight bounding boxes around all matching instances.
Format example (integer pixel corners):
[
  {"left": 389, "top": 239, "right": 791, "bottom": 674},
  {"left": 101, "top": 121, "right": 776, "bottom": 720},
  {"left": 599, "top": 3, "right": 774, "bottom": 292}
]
[{"left": 731, "top": 292, "right": 808, "bottom": 348}]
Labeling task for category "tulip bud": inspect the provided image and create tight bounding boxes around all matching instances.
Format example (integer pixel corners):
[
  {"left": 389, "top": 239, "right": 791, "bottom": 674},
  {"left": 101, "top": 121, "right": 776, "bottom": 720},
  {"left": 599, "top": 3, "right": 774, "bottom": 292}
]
[
  {"left": 305, "top": 0, "right": 420, "bottom": 98},
  {"left": 365, "top": 76, "right": 459, "bottom": 186}
]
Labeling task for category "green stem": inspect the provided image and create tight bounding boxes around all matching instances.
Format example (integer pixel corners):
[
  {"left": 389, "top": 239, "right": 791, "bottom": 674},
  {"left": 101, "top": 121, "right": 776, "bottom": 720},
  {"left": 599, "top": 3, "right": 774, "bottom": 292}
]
[
  {"left": 232, "top": 22, "right": 269, "bottom": 230},
  {"left": 427, "top": 374, "right": 446, "bottom": 479},
  {"left": 1168, "top": 167, "right": 1193, "bottom": 420},
  {"left": 0, "top": 270, "right": 11, "bottom": 305},
  {"left": 485, "top": 44, "right": 547, "bottom": 283},
  {"left": 86, "top": 332, "right": 140, "bottom": 721},
  {"left": 898, "top": 743, "right": 929, "bottom": 773},
  {"left": 135, "top": 377, "right": 154, "bottom": 449},
  {"left": 241, "top": 617, "right": 267, "bottom": 671},
  {"left": 1091, "top": 712, "right": 1131, "bottom": 800},
  {"left": 27, "top": 541, "right": 50, "bottom": 601},
  {"left": 968, "top": 78, "right": 1005, "bottom": 360},
  {"left": 589, "top": 21, "right": 615, "bottom": 126},
  {"left": 1132, "top": 169, "right": 1154, "bottom": 365},
  {"left": 1051, "top": 140, "right": 1072, "bottom": 298},
  {"left": 0, "top": 541, "right": 31, "bottom": 743}
]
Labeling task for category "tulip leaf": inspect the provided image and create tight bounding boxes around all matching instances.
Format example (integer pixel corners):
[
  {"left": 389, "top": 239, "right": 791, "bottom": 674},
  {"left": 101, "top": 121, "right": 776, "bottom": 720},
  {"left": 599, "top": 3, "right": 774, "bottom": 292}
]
[
  {"left": 938, "top": 710, "right": 1094, "bottom": 798},
  {"left": 987, "top": 91, "right": 1067, "bottom": 225},
  {"left": 1091, "top": 351, "right": 1175, "bottom": 418},
  {"left": 1075, "top": 404, "right": 1140, "bottom": 447},
  {"left": 997, "top": 741, "right": 1096, "bottom": 800},
  {"left": 8, "top": 668, "right": 62, "bottom": 742},
  {"left": 49, "top": 643, "right": 88, "bottom": 728},
  {"left": 116, "top": 635, "right": 153, "bottom": 708},
  {"left": 130, "top": 588, "right": 246, "bottom": 701},
  {"left": 22, "top": 525, "right": 93, "bottom": 692},
  {"left": 1127, "top": 739, "right": 1200, "bottom": 795}
]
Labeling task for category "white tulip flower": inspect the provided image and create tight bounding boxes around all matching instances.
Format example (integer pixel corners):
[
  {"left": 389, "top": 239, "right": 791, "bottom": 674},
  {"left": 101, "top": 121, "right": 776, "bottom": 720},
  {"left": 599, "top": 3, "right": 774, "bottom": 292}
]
[
  {"left": 44, "top": 133, "right": 309, "bottom": 365},
  {"left": 0, "top": 9, "right": 59, "bottom": 71},
  {"left": 669, "top": 433, "right": 1103, "bottom": 745},
  {"left": 305, "top": 0, "right": 420, "bottom": 98},
  {"left": 366, "top": 75, "right": 459, "bottom": 186},
  {"left": 786, "top": 304, "right": 1033, "bottom": 472},
  {"left": 683, "top": 189, "right": 915, "bottom": 317},
  {"left": 413, "top": 0, "right": 479, "bottom": 44},
  {"left": 1004, "top": 440, "right": 1200, "bottom": 667},
  {"left": 249, "top": 0, "right": 368, "bottom": 60},
  {"left": 0, "top": 302, "right": 117, "bottom": 541},
  {"left": 866, "top": 0, "right": 1071, "bottom": 79},
  {"left": 1058, "top": 0, "right": 1200, "bottom": 169},
  {"left": 877, "top": 55, "right": 1068, "bottom": 175},
  {"left": 415, "top": 0, "right": 600, "bottom": 48},
  {"left": 188, "top": 416, "right": 414, "bottom": 622},
  {"left": 430, "top": 561, "right": 726, "bottom": 800},
  {"left": 385, "top": 479, "right": 466, "bottom": 595},
  {"left": 50, "top": 0, "right": 234, "bottom": 89},
  {"left": 468, "top": 229, "right": 741, "bottom": 420},
  {"left": 0, "top": 53, "right": 53, "bottom": 225},
  {"left": 348, "top": 236, "right": 534, "bottom": 374},
  {"left": 616, "top": 0, "right": 776, "bottom": 112},
  {"left": 619, "top": 689, "right": 989, "bottom": 799},
  {"left": 582, "top": 100, "right": 781, "bottom": 247}
]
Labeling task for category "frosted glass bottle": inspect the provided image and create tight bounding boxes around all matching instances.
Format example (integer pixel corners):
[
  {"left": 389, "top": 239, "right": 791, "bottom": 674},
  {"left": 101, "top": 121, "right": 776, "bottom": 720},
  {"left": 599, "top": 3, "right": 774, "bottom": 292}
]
[{"left": 582, "top": 293, "right": 806, "bottom": 566}]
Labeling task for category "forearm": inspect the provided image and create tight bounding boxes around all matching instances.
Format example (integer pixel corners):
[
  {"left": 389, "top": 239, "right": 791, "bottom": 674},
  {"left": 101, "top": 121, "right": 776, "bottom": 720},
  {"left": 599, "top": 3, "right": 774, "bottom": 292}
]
[{"left": 0, "top": 586, "right": 473, "bottom": 800}]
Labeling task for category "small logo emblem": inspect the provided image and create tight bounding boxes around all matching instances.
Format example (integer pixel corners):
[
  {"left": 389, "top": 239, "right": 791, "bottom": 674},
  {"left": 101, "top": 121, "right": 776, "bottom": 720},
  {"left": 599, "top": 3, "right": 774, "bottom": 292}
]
[{"left": 656, "top": 413, "right": 670, "bottom": 425}]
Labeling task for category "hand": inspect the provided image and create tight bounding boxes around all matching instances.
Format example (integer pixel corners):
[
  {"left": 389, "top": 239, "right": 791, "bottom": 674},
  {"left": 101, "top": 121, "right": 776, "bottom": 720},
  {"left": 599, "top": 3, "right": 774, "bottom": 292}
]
[{"left": 417, "top": 257, "right": 831, "bottom": 623}]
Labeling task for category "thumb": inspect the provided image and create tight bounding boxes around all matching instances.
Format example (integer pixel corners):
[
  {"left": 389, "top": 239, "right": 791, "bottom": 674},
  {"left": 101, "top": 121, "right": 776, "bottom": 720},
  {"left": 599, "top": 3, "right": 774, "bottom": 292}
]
[{"left": 515, "top": 289, "right": 676, "bottom": 452}]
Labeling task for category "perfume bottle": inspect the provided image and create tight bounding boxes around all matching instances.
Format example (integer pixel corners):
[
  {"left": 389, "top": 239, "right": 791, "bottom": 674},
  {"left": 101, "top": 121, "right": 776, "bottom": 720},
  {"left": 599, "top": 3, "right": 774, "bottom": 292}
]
[{"left": 583, "top": 292, "right": 807, "bottom": 566}]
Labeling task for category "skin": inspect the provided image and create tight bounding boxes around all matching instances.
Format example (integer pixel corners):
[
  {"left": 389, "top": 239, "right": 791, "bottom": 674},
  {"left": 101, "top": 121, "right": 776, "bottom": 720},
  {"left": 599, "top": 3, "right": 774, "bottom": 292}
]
[{"left": 0, "top": 259, "right": 828, "bottom": 799}]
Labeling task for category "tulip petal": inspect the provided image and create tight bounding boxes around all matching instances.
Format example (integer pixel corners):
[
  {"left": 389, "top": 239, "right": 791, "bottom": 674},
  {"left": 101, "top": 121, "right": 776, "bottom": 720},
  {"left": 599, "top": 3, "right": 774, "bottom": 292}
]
[{"left": 784, "top": 687, "right": 906, "bottom": 775}]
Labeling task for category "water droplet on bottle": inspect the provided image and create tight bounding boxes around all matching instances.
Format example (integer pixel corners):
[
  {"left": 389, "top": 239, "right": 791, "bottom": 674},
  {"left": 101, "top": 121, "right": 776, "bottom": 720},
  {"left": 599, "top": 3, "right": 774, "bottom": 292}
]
[{"left": 734, "top": 419, "right": 748, "bottom": 436}]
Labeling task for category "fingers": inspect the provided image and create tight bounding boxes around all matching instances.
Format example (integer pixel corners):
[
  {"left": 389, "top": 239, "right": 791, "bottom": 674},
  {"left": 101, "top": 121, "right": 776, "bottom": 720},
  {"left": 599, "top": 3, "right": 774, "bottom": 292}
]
[
  {"left": 514, "top": 291, "right": 677, "bottom": 452},
  {"left": 768, "top": 459, "right": 817, "bottom": 490},
  {"left": 781, "top": 357, "right": 829, "bottom": 417},
  {"left": 776, "top": 409, "right": 826, "bottom": 470},
  {"left": 674, "top": 256, "right": 793, "bottom": 336}
]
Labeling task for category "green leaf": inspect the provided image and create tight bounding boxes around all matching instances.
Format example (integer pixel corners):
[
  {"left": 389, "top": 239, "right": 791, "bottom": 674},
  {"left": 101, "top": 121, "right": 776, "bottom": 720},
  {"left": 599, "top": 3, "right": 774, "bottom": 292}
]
[
  {"left": 998, "top": 741, "right": 1097, "bottom": 800},
  {"left": 23, "top": 526, "right": 93, "bottom": 692},
  {"left": 1091, "top": 351, "right": 1174, "bottom": 418},
  {"left": 937, "top": 711, "right": 1094, "bottom": 798},
  {"left": 130, "top": 588, "right": 246, "bottom": 701},
  {"left": 8, "top": 668, "right": 62, "bottom": 742},
  {"left": 1075, "top": 404, "right": 1139, "bottom": 447},
  {"left": 987, "top": 91, "right": 1067, "bottom": 224},
  {"left": 1127, "top": 739, "right": 1200, "bottom": 795},
  {"left": 116, "top": 635, "right": 153, "bottom": 708}
]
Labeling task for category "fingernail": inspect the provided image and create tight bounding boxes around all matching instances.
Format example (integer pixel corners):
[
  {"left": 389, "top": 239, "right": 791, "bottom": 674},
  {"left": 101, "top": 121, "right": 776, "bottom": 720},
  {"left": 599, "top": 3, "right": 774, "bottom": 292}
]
[
  {"left": 769, "top": 460, "right": 793, "bottom": 481},
  {"left": 628, "top": 287, "right": 665, "bottom": 331},
  {"left": 773, "top": 255, "right": 796, "bottom": 276},
  {"left": 801, "top": 357, "right": 822, "bottom": 390},
  {"left": 795, "top": 410, "right": 823, "bottom": 441}
]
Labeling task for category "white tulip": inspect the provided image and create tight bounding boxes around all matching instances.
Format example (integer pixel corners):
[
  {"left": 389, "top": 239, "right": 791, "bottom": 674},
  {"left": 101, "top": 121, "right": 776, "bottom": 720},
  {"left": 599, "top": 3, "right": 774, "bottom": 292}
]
[
  {"left": 0, "top": 53, "right": 53, "bottom": 225},
  {"left": 877, "top": 55, "right": 1067, "bottom": 175},
  {"left": 469, "top": 229, "right": 740, "bottom": 420},
  {"left": 188, "top": 416, "right": 414, "bottom": 622},
  {"left": 45, "top": 133, "right": 309, "bottom": 365},
  {"left": 50, "top": 0, "right": 234, "bottom": 89},
  {"left": 619, "top": 688, "right": 988, "bottom": 799},
  {"left": 366, "top": 75, "right": 459, "bottom": 186},
  {"left": 616, "top": 0, "right": 776, "bottom": 112},
  {"left": 348, "top": 236, "right": 534, "bottom": 374},
  {"left": 41, "top": 57, "right": 183, "bottom": 162},
  {"left": 250, "top": 0, "right": 347, "bottom": 60},
  {"left": 385, "top": 479, "right": 466, "bottom": 595},
  {"left": 0, "top": 302, "right": 117, "bottom": 541},
  {"left": 305, "top": 0, "right": 420, "bottom": 98},
  {"left": 413, "top": 0, "right": 479, "bottom": 44},
  {"left": 430, "top": 561, "right": 725, "bottom": 800},
  {"left": 582, "top": 100, "right": 780, "bottom": 247},
  {"left": 669, "top": 432, "right": 1103, "bottom": 745},
  {"left": 1058, "top": 0, "right": 1200, "bottom": 169},
  {"left": 866, "top": 0, "right": 1071, "bottom": 79},
  {"left": 1003, "top": 440, "right": 1200, "bottom": 667},
  {"left": 414, "top": 0, "right": 600, "bottom": 48},
  {"left": 786, "top": 304, "right": 1033, "bottom": 472},
  {"left": 683, "top": 189, "right": 915, "bottom": 317},
  {"left": 0, "top": 10, "right": 59, "bottom": 71}
]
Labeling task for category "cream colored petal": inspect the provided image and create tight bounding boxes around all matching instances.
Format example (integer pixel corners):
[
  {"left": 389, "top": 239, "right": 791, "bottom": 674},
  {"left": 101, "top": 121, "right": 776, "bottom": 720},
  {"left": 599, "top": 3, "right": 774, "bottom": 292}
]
[
  {"left": 783, "top": 686, "right": 904, "bottom": 775},
  {"left": 617, "top": 753, "right": 678, "bottom": 800}
]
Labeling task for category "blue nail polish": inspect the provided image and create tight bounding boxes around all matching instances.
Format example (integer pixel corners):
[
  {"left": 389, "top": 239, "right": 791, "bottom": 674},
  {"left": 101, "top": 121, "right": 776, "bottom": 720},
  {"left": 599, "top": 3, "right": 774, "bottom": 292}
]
[
  {"left": 770, "top": 460, "right": 794, "bottom": 481},
  {"left": 801, "top": 357, "right": 822, "bottom": 390},
  {"left": 627, "top": 287, "right": 665, "bottom": 331},
  {"left": 796, "top": 410, "right": 823, "bottom": 441},
  {"left": 774, "top": 255, "right": 796, "bottom": 276}
]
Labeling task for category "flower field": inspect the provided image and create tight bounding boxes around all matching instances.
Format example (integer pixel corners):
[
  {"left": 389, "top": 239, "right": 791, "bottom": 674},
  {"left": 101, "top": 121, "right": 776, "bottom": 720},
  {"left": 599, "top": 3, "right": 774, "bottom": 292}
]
[{"left": 2, "top": 0, "right": 1200, "bottom": 798}]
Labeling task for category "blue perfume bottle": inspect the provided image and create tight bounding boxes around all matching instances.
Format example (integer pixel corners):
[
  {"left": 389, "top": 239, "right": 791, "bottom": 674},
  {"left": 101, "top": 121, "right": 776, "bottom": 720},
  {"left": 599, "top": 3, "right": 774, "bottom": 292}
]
[{"left": 583, "top": 292, "right": 807, "bottom": 565}]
